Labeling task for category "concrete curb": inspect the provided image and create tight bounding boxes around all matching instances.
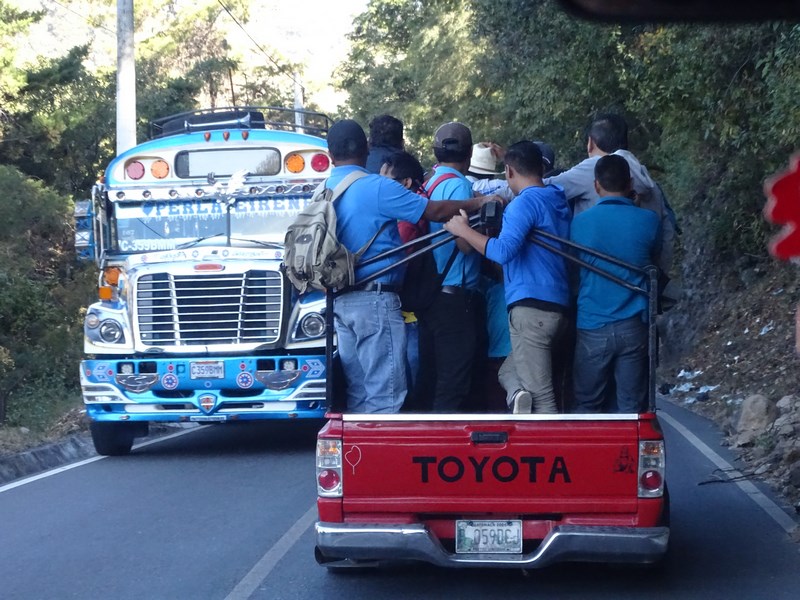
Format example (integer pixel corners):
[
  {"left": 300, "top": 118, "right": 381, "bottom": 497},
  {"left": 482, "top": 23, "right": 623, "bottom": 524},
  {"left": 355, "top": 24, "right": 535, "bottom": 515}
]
[
  {"left": 0, "top": 424, "right": 193, "bottom": 486},
  {"left": 0, "top": 433, "right": 97, "bottom": 485}
]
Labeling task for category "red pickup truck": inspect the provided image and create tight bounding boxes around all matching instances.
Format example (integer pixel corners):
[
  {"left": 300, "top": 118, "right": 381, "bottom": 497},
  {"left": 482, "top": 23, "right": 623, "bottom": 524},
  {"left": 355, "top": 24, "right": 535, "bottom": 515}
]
[
  {"left": 312, "top": 207, "right": 670, "bottom": 570},
  {"left": 315, "top": 411, "right": 668, "bottom": 569}
]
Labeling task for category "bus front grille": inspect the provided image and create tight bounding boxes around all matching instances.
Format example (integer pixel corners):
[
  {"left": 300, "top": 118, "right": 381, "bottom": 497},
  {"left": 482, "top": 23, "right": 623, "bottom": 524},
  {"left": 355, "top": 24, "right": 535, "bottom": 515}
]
[{"left": 135, "top": 270, "right": 282, "bottom": 347}]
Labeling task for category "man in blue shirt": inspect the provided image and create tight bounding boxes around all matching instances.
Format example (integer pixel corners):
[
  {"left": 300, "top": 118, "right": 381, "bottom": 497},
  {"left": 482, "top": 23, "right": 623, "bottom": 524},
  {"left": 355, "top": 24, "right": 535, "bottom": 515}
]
[
  {"left": 570, "top": 154, "right": 661, "bottom": 413},
  {"left": 418, "top": 122, "right": 487, "bottom": 413},
  {"left": 545, "top": 113, "right": 676, "bottom": 275},
  {"left": 444, "top": 141, "right": 571, "bottom": 414},
  {"left": 326, "top": 120, "right": 490, "bottom": 414}
]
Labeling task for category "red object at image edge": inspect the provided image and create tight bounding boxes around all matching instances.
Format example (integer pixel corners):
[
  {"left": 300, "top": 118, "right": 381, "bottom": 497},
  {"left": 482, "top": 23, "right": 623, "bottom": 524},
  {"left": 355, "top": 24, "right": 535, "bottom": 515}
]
[{"left": 764, "top": 153, "right": 800, "bottom": 261}]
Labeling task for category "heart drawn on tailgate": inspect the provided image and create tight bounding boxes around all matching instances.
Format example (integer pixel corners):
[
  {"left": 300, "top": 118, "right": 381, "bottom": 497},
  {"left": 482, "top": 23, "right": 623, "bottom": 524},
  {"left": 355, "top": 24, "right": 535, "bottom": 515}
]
[{"left": 345, "top": 445, "right": 362, "bottom": 475}]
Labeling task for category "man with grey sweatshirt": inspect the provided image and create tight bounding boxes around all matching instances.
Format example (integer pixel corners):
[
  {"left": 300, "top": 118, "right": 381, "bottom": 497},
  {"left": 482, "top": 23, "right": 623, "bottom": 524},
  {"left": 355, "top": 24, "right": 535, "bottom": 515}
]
[{"left": 545, "top": 114, "right": 676, "bottom": 274}]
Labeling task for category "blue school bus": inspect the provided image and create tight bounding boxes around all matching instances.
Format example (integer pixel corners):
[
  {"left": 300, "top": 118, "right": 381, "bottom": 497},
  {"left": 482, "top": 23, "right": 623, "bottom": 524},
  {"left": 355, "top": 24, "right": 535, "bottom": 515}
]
[{"left": 77, "top": 107, "right": 331, "bottom": 455}]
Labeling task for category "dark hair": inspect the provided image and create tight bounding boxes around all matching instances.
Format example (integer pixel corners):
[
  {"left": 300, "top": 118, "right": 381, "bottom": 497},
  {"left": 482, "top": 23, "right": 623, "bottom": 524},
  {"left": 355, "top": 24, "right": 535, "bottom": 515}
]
[
  {"left": 594, "top": 154, "right": 632, "bottom": 194},
  {"left": 382, "top": 151, "right": 425, "bottom": 192},
  {"left": 504, "top": 140, "right": 544, "bottom": 178},
  {"left": 587, "top": 113, "right": 629, "bottom": 153},
  {"left": 368, "top": 114, "right": 404, "bottom": 149},
  {"left": 433, "top": 146, "right": 471, "bottom": 164},
  {"left": 327, "top": 119, "right": 368, "bottom": 161}
]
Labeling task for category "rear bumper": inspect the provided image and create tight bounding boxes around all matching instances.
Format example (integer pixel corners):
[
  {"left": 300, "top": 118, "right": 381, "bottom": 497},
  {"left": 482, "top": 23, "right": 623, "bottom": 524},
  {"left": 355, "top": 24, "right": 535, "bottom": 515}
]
[{"left": 315, "top": 522, "right": 669, "bottom": 569}]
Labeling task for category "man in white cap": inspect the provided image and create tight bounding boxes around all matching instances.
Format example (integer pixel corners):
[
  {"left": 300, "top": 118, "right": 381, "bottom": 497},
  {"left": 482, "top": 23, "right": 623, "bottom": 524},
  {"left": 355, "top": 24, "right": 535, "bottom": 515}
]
[{"left": 467, "top": 143, "right": 515, "bottom": 202}]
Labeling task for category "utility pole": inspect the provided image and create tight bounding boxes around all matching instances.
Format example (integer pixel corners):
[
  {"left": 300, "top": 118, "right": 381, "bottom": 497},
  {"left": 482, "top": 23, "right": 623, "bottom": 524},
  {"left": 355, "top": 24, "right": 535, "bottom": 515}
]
[
  {"left": 293, "top": 72, "right": 305, "bottom": 132},
  {"left": 116, "top": 0, "right": 137, "bottom": 154}
]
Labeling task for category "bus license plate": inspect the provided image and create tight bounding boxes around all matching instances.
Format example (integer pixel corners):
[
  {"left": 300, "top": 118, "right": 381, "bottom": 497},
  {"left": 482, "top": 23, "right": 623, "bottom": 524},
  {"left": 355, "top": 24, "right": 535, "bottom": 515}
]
[
  {"left": 190, "top": 361, "right": 224, "bottom": 379},
  {"left": 455, "top": 520, "right": 522, "bottom": 554}
]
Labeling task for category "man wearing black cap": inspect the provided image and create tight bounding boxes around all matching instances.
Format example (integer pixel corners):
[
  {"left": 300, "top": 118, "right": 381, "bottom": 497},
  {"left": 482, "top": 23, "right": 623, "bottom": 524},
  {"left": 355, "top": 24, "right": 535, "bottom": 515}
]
[
  {"left": 325, "top": 119, "right": 493, "bottom": 414},
  {"left": 416, "top": 122, "right": 488, "bottom": 413}
]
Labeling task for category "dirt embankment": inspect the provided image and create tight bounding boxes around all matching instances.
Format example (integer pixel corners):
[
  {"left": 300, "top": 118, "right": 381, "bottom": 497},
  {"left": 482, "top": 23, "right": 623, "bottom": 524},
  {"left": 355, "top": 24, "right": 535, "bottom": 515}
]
[{"left": 660, "top": 231, "right": 800, "bottom": 512}]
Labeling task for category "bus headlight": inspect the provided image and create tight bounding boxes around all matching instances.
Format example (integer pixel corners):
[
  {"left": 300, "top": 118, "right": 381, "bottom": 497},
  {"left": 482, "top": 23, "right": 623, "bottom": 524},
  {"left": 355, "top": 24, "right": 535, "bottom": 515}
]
[
  {"left": 299, "top": 313, "right": 326, "bottom": 338},
  {"left": 98, "top": 320, "right": 124, "bottom": 343}
]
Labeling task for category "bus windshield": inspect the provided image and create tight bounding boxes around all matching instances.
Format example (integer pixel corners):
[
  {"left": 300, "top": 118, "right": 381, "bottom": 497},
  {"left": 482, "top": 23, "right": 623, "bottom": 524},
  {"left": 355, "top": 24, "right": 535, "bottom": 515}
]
[{"left": 112, "top": 196, "right": 312, "bottom": 254}]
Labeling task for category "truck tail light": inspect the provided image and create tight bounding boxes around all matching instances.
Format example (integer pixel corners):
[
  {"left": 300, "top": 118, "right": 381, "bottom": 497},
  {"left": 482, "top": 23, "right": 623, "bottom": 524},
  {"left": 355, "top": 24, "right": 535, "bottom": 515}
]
[
  {"left": 638, "top": 440, "right": 665, "bottom": 498},
  {"left": 317, "top": 439, "right": 342, "bottom": 497}
]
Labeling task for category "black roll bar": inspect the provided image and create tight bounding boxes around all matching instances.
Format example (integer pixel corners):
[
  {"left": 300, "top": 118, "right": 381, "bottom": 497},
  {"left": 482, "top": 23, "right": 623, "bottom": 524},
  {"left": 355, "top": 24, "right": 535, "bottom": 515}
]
[{"left": 323, "top": 202, "right": 660, "bottom": 413}]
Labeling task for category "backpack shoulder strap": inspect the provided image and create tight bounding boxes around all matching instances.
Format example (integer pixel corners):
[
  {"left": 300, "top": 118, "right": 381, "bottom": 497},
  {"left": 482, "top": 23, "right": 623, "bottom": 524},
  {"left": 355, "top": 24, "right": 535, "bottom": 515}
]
[
  {"left": 320, "top": 169, "right": 369, "bottom": 203},
  {"left": 421, "top": 171, "right": 460, "bottom": 198}
]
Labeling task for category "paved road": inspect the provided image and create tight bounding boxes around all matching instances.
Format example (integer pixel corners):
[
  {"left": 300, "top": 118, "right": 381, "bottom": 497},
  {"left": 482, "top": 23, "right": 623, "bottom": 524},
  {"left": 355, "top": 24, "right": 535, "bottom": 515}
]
[{"left": 1, "top": 404, "right": 798, "bottom": 600}]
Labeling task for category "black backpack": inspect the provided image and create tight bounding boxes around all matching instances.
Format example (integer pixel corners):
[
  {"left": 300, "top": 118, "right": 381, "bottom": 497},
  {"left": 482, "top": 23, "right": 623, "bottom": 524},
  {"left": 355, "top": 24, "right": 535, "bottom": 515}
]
[{"left": 399, "top": 172, "right": 460, "bottom": 313}]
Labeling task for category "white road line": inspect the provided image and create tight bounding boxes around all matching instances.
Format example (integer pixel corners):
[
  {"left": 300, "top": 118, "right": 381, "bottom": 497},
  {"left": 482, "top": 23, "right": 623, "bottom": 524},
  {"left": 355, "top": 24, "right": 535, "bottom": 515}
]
[
  {"left": 224, "top": 505, "right": 317, "bottom": 600},
  {"left": 0, "top": 426, "right": 199, "bottom": 495},
  {"left": 659, "top": 410, "right": 798, "bottom": 535}
]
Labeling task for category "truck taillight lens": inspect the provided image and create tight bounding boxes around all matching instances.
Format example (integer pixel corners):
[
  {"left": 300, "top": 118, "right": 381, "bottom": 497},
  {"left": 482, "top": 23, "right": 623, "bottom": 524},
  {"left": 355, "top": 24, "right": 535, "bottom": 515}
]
[
  {"left": 318, "top": 469, "right": 341, "bottom": 491},
  {"left": 638, "top": 440, "right": 665, "bottom": 498},
  {"left": 311, "top": 153, "right": 330, "bottom": 172},
  {"left": 317, "top": 439, "right": 342, "bottom": 497}
]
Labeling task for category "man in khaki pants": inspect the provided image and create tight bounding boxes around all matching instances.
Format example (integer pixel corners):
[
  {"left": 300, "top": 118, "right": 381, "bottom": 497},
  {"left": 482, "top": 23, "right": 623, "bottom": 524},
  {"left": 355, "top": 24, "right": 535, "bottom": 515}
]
[{"left": 445, "top": 141, "right": 571, "bottom": 413}]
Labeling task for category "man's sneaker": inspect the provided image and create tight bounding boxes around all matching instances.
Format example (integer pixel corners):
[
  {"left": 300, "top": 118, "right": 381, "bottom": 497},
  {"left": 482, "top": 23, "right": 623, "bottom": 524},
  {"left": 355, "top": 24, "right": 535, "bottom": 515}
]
[{"left": 512, "top": 389, "right": 532, "bottom": 414}]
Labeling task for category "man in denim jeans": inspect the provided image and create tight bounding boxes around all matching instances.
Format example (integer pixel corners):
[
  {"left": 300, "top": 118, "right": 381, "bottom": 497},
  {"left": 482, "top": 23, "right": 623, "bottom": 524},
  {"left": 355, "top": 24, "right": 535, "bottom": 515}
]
[
  {"left": 570, "top": 155, "right": 661, "bottom": 413},
  {"left": 326, "top": 120, "right": 493, "bottom": 413}
]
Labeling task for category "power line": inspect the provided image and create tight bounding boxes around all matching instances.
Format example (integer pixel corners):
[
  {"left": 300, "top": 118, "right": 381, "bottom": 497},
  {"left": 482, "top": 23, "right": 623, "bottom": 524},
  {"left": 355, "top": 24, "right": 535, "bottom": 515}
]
[
  {"left": 50, "top": 0, "right": 116, "bottom": 37},
  {"left": 215, "top": 0, "right": 304, "bottom": 93}
]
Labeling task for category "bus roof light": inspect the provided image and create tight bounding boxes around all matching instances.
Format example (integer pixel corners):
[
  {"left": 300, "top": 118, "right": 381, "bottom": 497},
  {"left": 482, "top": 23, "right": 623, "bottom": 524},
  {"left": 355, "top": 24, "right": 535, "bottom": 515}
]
[
  {"left": 311, "top": 153, "right": 330, "bottom": 172},
  {"left": 286, "top": 153, "right": 305, "bottom": 173},
  {"left": 126, "top": 161, "right": 145, "bottom": 180},
  {"left": 151, "top": 159, "right": 170, "bottom": 179}
]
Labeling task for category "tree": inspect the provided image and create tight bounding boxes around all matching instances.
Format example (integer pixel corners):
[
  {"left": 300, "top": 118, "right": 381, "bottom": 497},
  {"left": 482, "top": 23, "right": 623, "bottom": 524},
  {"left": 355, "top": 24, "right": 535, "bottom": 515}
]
[
  {"left": 0, "top": 45, "right": 116, "bottom": 194},
  {"left": 0, "top": 165, "right": 87, "bottom": 426},
  {"left": 0, "top": 1, "right": 42, "bottom": 103}
]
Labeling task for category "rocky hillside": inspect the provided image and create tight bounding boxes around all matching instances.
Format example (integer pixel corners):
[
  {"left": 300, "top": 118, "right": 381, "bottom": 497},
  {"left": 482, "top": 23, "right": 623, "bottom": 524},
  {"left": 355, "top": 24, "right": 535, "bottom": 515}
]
[{"left": 659, "top": 233, "right": 800, "bottom": 513}]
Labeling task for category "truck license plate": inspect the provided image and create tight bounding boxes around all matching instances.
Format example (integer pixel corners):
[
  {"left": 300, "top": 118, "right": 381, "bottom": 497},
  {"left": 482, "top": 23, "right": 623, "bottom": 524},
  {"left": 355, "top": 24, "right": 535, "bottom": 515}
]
[
  {"left": 455, "top": 520, "right": 522, "bottom": 554},
  {"left": 190, "top": 361, "right": 224, "bottom": 379},
  {"left": 190, "top": 415, "right": 227, "bottom": 422}
]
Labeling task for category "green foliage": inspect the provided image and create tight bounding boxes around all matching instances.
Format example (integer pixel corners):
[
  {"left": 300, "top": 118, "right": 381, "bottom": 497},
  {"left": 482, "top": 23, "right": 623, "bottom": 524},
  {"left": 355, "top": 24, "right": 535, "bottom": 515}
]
[
  {"left": 0, "top": 45, "right": 117, "bottom": 194},
  {"left": 0, "top": 165, "right": 93, "bottom": 427},
  {"left": 340, "top": 0, "right": 800, "bottom": 262},
  {"left": 338, "top": 0, "right": 484, "bottom": 164},
  {"left": 0, "top": 1, "right": 43, "bottom": 99}
]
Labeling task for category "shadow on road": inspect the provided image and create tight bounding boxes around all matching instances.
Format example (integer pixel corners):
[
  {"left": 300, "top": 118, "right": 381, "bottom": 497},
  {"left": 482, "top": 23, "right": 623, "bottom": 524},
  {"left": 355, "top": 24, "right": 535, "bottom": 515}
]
[{"left": 131, "top": 419, "right": 326, "bottom": 458}]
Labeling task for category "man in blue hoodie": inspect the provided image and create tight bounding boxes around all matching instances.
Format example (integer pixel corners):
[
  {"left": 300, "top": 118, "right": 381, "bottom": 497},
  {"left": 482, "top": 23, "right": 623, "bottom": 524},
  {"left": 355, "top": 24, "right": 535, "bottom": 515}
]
[{"left": 445, "top": 141, "right": 571, "bottom": 413}]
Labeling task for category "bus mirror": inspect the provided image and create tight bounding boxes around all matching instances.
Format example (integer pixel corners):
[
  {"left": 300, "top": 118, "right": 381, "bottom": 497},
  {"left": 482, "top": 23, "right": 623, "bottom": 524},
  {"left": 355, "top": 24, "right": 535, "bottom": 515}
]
[{"left": 556, "top": 0, "right": 800, "bottom": 21}]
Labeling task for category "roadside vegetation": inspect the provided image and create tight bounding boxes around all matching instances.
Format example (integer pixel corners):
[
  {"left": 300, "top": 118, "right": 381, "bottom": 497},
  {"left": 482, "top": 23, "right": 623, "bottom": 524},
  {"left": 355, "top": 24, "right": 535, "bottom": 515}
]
[{"left": 1, "top": 0, "right": 799, "bottom": 450}]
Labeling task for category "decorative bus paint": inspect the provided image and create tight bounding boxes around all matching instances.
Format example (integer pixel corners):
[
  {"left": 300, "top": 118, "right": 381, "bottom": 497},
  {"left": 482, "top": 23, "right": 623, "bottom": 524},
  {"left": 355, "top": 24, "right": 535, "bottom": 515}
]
[{"left": 77, "top": 107, "right": 331, "bottom": 455}]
